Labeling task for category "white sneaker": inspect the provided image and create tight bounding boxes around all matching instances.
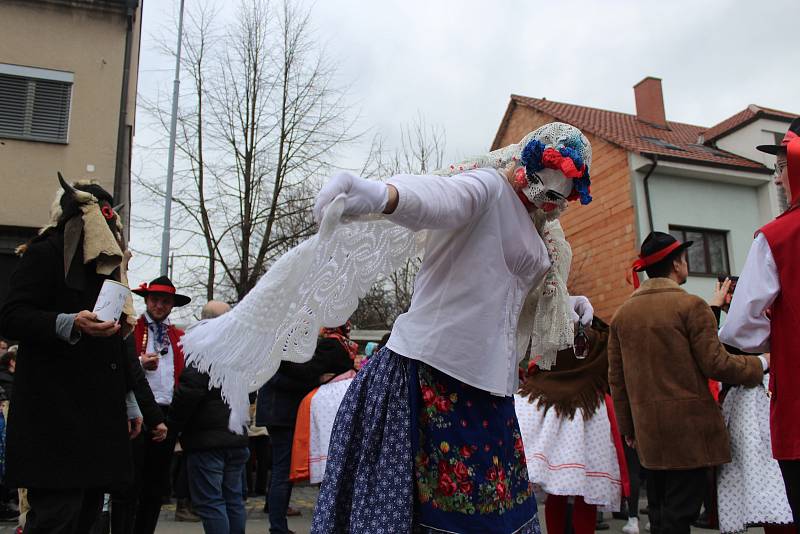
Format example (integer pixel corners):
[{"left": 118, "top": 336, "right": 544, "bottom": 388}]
[
  {"left": 644, "top": 521, "right": 650, "bottom": 532},
  {"left": 622, "top": 517, "right": 639, "bottom": 534}
]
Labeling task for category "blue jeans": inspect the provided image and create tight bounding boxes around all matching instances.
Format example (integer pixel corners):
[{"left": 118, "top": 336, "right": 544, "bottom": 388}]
[
  {"left": 187, "top": 447, "right": 250, "bottom": 534},
  {"left": 266, "top": 425, "right": 294, "bottom": 534}
]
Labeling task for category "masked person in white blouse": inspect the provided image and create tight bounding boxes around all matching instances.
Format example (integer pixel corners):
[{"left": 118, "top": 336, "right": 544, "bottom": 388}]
[
  {"left": 304, "top": 123, "right": 595, "bottom": 534},
  {"left": 719, "top": 117, "right": 800, "bottom": 526}
]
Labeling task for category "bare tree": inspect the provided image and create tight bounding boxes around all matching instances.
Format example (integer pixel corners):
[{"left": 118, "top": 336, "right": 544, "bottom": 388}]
[
  {"left": 350, "top": 116, "right": 446, "bottom": 330},
  {"left": 134, "top": 0, "right": 356, "bottom": 302}
]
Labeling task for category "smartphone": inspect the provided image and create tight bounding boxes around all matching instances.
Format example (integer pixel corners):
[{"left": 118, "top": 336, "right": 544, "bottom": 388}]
[{"left": 717, "top": 275, "right": 739, "bottom": 294}]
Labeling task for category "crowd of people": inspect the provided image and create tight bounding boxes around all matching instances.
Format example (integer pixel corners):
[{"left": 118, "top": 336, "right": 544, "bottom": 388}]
[{"left": 0, "top": 117, "right": 797, "bottom": 534}]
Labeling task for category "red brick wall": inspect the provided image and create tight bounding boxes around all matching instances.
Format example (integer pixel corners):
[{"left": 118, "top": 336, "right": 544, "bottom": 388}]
[{"left": 494, "top": 106, "right": 638, "bottom": 321}]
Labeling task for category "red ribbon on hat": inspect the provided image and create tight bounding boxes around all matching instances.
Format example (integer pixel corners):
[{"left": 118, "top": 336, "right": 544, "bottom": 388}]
[
  {"left": 138, "top": 282, "right": 176, "bottom": 294},
  {"left": 629, "top": 241, "right": 683, "bottom": 289}
]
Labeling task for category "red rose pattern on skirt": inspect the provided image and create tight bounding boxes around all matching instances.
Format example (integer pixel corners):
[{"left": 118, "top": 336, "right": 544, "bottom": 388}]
[{"left": 411, "top": 360, "right": 539, "bottom": 533}]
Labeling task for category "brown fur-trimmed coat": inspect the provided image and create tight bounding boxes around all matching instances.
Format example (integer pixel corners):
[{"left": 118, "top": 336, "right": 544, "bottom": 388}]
[{"left": 608, "top": 278, "right": 763, "bottom": 470}]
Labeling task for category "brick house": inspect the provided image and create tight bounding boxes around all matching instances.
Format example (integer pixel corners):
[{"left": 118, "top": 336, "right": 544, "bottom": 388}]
[{"left": 492, "top": 77, "right": 796, "bottom": 321}]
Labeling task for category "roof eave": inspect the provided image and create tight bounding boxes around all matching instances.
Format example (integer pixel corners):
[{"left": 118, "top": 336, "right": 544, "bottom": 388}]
[
  {"left": 491, "top": 99, "right": 519, "bottom": 150},
  {"left": 705, "top": 109, "right": 795, "bottom": 145},
  {"left": 638, "top": 151, "right": 772, "bottom": 175}
]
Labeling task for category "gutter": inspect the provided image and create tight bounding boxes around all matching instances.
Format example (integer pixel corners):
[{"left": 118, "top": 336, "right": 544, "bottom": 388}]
[
  {"left": 642, "top": 155, "right": 659, "bottom": 233},
  {"left": 113, "top": 0, "right": 139, "bottom": 237}
]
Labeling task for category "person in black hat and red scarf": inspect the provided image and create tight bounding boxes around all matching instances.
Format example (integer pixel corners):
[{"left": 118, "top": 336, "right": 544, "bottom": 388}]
[
  {"left": 609, "top": 231, "right": 767, "bottom": 534},
  {"left": 124, "top": 276, "right": 191, "bottom": 534},
  {"left": 720, "top": 117, "right": 800, "bottom": 525}
]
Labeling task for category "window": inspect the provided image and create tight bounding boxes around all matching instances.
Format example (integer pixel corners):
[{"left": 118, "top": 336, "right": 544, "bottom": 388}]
[
  {"left": 0, "top": 64, "right": 73, "bottom": 144},
  {"left": 668, "top": 226, "right": 730, "bottom": 276},
  {"left": 687, "top": 144, "right": 734, "bottom": 159},
  {"left": 639, "top": 136, "right": 686, "bottom": 151}
]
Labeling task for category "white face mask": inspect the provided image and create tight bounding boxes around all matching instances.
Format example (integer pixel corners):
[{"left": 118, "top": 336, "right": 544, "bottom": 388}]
[{"left": 521, "top": 168, "right": 573, "bottom": 211}]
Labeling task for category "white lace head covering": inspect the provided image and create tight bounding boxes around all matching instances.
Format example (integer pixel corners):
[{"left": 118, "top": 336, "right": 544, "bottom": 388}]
[{"left": 436, "top": 122, "right": 592, "bottom": 218}]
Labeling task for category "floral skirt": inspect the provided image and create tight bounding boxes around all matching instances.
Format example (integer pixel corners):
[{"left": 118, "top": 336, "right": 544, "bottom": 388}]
[{"left": 311, "top": 348, "right": 539, "bottom": 534}]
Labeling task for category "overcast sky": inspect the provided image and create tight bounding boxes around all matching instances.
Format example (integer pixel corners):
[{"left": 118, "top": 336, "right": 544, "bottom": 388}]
[{"left": 129, "top": 0, "right": 800, "bottom": 307}]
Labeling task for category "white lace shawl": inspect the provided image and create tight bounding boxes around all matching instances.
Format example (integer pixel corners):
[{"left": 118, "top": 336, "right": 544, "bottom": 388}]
[
  {"left": 181, "top": 196, "right": 423, "bottom": 432},
  {"left": 528, "top": 219, "right": 574, "bottom": 369}
]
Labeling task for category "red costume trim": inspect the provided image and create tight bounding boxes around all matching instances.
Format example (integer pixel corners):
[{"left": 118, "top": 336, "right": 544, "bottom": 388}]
[
  {"left": 137, "top": 283, "right": 177, "bottom": 295},
  {"left": 133, "top": 315, "right": 185, "bottom": 387},
  {"left": 785, "top": 134, "right": 800, "bottom": 206}
]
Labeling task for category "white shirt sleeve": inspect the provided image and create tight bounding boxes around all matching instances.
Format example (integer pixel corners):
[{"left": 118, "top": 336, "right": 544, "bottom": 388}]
[
  {"left": 719, "top": 233, "right": 780, "bottom": 353},
  {"left": 385, "top": 168, "right": 505, "bottom": 232}
]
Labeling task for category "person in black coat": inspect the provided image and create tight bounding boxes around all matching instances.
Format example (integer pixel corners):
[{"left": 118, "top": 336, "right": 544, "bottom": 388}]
[
  {"left": 109, "top": 335, "right": 166, "bottom": 534},
  {"left": 167, "top": 301, "right": 250, "bottom": 533},
  {"left": 0, "top": 348, "right": 15, "bottom": 401},
  {"left": 0, "top": 176, "right": 142, "bottom": 534},
  {"left": 256, "top": 324, "right": 356, "bottom": 534}
]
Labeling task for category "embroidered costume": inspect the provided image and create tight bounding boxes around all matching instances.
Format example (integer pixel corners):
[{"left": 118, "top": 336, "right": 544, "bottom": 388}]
[
  {"left": 719, "top": 117, "right": 800, "bottom": 525},
  {"left": 717, "top": 373, "right": 794, "bottom": 533},
  {"left": 516, "top": 318, "right": 627, "bottom": 509},
  {"left": 182, "top": 123, "right": 596, "bottom": 533}
]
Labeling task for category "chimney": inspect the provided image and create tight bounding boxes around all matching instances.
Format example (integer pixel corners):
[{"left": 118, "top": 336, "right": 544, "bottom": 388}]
[{"left": 634, "top": 76, "right": 668, "bottom": 129}]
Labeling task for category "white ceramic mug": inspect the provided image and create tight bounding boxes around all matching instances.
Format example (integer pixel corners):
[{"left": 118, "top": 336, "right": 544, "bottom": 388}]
[{"left": 93, "top": 280, "right": 130, "bottom": 323}]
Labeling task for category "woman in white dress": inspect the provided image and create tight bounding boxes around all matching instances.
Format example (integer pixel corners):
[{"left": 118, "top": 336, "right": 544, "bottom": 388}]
[
  {"left": 516, "top": 317, "right": 628, "bottom": 534},
  {"left": 711, "top": 279, "right": 794, "bottom": 534}
]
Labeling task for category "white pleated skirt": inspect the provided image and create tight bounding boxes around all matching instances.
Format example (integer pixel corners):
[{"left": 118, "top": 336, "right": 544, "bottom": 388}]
[
  {"left": 514, "top": 395, "right": 622, "bottom": 512},
  {"left": 717, "top": 375, "right": 793, "bottom": 533}
]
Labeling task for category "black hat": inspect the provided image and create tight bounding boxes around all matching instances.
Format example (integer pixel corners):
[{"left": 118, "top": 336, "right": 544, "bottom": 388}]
[
  {"left": 630, "top": 232, "right": 692, "bottom": 289},
  {"left": 638, "top": 231, "right": 692, "bottom": 264},
  {"left": 132, "top": 276, "right": 191, "bottom": 307},
  {"left": 756, "top": 117, "right": 800, "bottom": 155}
]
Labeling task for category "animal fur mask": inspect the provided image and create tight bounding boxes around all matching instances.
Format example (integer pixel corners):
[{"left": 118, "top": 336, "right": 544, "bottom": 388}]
[{"left": 18, "top": 173, "right": 136, "bottom": 330}]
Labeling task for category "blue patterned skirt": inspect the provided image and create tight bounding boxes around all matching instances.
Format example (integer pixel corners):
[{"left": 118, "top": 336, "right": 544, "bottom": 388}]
[{"left": 311, "top": 348, "right": 540, "bottom": 534}]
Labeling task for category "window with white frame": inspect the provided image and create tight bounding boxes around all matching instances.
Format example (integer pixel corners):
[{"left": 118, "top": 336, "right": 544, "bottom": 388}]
[{"left": 0, "top": 64, "right": 73, "bottom": 144}]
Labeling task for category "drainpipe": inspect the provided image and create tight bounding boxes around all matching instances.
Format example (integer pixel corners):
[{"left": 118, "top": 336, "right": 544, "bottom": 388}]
[
  {"left": 113, "top": 0, "right": 138, "bottom": 238},
  {"left": 642, "top": 155, "right": 659, "bottom": 233}
]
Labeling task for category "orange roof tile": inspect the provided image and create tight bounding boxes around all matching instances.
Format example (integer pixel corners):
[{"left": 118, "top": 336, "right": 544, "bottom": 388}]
[
  {"left": 498, "top": 95, "right": 785, "bottom": 173},
  {"left": 701, "top": 104, "right": 797, "bottom": 143}
]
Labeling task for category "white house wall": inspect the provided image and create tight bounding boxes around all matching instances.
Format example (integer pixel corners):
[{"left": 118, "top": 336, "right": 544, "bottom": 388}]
[
  {"left": 630, "top": 160, "right": 768, "bottom": 299},
  {"left": 715, "top": 117, "right": 791, "bottom": 218},
  {"left": 715, "top": 118, "right": 792, "bottom": 167}
]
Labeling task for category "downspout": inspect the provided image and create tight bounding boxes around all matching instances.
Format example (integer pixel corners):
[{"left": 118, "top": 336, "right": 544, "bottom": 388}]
[
  {"left": 642, "top": 154, "right": 659, "bottom": 233},
  {"left": 113, "top": 0, "right": 138, "bottom": 238}
]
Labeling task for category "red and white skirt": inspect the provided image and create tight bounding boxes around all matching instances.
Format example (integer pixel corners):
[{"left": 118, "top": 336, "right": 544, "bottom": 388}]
[{"left": 514, "top": 394, "right": 627, "bottom": 512}]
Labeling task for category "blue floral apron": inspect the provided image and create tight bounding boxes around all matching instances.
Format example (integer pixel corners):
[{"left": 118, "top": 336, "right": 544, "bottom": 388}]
[{"left": 311, "top": 348, "right": 540, "bottom": 534}]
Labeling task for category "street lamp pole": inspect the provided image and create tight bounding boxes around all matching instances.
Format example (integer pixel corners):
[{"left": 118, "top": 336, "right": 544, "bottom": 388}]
[{"left": 160, "top": 0, "right": 186, "bottom": 276}]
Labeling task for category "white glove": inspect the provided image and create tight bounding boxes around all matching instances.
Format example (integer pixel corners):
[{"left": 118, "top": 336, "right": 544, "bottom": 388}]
[
  {"left": 569, "top": 295, "right": 594, "bottom": 326},
  {"left": 313, "top": 172, "right": 389, "bottom": 223}
]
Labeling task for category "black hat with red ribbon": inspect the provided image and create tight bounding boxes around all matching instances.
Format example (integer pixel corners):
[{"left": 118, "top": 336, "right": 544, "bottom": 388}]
[
  {"left": 629, "top": 232, "right": 693, "bottom": 289},
  {"left": 132, "top": 276, "right": 191, "bottom": 307}
]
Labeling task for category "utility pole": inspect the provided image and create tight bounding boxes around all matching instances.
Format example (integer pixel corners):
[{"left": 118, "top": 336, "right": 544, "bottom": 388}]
[{"left": 159, "top": 0, "right": 186, "bottom": 276}]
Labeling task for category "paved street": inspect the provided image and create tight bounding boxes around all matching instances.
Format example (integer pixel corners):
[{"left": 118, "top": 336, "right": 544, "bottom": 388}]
[
  {"left": 0, "top": 486, "right": 766, "bottom": 534},
  {"left": 149, "top": 485, "right": 764, "bottom": 534}
]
